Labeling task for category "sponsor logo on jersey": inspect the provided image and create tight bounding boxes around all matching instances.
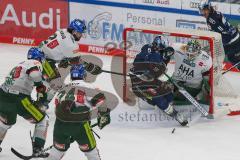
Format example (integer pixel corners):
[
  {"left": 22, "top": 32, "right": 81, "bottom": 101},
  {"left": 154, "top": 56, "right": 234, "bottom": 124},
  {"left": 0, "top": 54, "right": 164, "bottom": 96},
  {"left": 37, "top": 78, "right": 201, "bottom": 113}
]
[
  {"left": 47, "top": 39, "right": 59, "bottom": 49},
  {"left": 183, "top": 59, "right": 196, "bottom": 67},
  {"left": 178, "top": 64, "right": 194, "bottom": 79}
]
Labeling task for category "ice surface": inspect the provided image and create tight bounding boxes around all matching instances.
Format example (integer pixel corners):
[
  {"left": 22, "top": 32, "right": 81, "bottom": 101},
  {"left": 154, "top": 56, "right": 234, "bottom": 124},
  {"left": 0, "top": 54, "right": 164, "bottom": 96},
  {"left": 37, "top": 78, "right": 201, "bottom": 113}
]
[{"left": 0, "top": 43, "right": 240, "bottom": 160}]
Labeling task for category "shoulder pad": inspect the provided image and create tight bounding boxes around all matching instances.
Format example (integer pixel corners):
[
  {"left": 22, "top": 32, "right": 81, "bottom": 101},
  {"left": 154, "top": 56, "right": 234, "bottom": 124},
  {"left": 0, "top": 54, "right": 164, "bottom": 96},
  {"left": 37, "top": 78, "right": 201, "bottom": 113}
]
[
  {"left": 141, "top": 44, "right": 152, "bottom": 52},
  {"left": 215, "top": 11, "right": 222, "bottom": 19},
  {"left": 200, "top": 51, "right": 210, "bottom": 60}
]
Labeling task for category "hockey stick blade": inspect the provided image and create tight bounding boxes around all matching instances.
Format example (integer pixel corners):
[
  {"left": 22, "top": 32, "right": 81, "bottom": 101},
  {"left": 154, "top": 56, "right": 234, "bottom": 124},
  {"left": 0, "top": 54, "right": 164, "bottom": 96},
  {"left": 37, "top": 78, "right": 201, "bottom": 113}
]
[
  {"left": 11, "top": 148, "right": 34, "bottom": 160},
  {"left": 11, "top": 145, "right": 52, "bottom": 160}
]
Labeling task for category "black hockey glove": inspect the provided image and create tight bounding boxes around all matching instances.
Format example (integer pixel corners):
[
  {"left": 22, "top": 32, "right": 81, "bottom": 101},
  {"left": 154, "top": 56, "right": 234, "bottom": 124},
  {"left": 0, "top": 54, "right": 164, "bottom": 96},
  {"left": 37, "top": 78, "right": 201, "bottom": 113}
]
[
  {"left": 59, "top": 56, "right": 82, "bottom": 68},
  {"left": 59, "top": 58, "right": 70, "bottom": 68},
  {"left": 84, "top": 62, "right": 102, "bottom": 75},
  {"left": 163, "top": 47, "right": 174, "bottom": 60},
  {"left": 97, "top": 109, "right": 111, "bottom": 129}
]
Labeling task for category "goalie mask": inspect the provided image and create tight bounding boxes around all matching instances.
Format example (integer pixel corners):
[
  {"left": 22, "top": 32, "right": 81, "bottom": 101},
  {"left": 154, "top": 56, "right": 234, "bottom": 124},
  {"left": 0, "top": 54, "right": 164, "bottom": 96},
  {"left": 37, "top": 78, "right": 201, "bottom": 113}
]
[
  {"left": 186, "top": 40, "right": 201, "bottom": 61},
  {"left": 152, "top": 36, "right": 169, "bottom": 53}
]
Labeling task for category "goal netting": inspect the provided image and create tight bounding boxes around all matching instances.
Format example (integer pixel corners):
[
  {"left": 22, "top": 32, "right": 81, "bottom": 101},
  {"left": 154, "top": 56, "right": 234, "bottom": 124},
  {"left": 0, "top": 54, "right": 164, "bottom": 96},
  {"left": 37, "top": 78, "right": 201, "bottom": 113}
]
[{"left": 121, "top": 27, "right": 238, "bottom": 115}]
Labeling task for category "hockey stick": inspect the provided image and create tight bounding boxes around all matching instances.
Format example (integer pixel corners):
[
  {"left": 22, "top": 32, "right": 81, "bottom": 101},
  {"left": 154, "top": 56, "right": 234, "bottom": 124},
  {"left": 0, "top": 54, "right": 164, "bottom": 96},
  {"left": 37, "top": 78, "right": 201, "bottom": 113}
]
[
  {"left": 222, "top": 61, "right": 240, "bottom": 75},
  {"left": 11, "top": 123, "right": 98, "bottom": 160},
  {"left": 164, "top": 73, "right": 210, "bottom": 118},
  {"left": 11, "top": 145, "right": 53, "bottom": 160},
  {"left": 102, "top": 70, "right": 131, "bottom": 77}
]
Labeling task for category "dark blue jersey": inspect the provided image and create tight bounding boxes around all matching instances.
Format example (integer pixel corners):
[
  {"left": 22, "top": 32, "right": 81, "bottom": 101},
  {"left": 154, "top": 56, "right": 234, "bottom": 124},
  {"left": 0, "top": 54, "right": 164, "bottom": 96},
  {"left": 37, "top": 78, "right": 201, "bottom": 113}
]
[
  {"left": 134, "top": 44, "right": 165, "bottom": 64},
  {"left": 132, "top": 44, "right": 167, "bottom": 79},
  {"left": 206, "top": 11, "right": 239, "bottom": 46}
]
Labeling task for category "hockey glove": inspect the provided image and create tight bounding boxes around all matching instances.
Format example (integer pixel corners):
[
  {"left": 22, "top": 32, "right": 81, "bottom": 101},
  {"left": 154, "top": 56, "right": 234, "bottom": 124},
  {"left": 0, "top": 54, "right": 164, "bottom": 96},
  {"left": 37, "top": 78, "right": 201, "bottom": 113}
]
[
  {"left": 59, "top": 58, "right": 70, "bottom": 68},
  {"left": 97, "top": 109, "right": 111, "bottom": 129},
  {"left": 36, "top": 84, "right": 47, "bottom": 103},
  {"left": 84, "top": 62, "right": 102, "bottom": 75},
  {"left": 163, "top": 47, "right": 174, "bottom": 64},
  {"left": 69, "top": 56, "right": 82, "bottom": 65},
  {"left": 59, "top": 56, "right": 82, "bottom": 68}
]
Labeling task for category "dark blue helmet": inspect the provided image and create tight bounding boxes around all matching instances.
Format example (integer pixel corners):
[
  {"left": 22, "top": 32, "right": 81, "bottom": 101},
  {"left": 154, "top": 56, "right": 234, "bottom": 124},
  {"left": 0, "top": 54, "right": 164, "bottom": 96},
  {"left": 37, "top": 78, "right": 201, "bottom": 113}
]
[
  {"left": 69, "top": 19, "right": 86, "bottom": 33},
  {"left": 152, "top": 36, "right": 169, "bottom": 51},
  {"left": 27, "top": 47, "right": 45, "bottom": 62},
  {"left": 70, "top": 64, "right": 86, "bottom": 81},
  {"left": 199, "top": 1, "right": 212, "bottom": 13}
]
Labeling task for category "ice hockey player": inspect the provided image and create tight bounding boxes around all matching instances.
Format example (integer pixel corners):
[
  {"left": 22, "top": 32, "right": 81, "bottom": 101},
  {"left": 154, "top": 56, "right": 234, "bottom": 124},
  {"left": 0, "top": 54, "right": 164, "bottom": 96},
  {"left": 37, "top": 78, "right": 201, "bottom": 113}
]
[
  {"left": 38, "top": 19, "right": 102, "bottom": 97},
  {"left": 0, "top": 47, "right": 49, "bottom": 157},
  {"left": 199, "top": 1, "right": 240, "bottom": 69},
  {"left": 172, "top": 40, "right": 212, "bottom": 104},
  {"left": 46, "top": 64, "right": 115, "bottom": 160},
  {"left": 129, "top": 36, "right": 188, "bottom": 126}
]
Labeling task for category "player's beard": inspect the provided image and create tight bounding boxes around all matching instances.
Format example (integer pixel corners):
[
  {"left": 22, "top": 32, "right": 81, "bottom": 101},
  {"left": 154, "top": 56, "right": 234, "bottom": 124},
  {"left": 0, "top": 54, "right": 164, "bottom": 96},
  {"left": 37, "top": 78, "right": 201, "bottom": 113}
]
[{"left": 73, "top": 34, "right": 81, "bottom": 41}]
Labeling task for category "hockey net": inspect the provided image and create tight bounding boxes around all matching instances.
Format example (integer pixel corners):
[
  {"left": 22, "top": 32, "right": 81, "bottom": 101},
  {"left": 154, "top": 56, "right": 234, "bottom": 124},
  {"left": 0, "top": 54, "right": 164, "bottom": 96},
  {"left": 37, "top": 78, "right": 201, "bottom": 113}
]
[{"left": 122, "top": 27, "right": 238, "bottom": 115}]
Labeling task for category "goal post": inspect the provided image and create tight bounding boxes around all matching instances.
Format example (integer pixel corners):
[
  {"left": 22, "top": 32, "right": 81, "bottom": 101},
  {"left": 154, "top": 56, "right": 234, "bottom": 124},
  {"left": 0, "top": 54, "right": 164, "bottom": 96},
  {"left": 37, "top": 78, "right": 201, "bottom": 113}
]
[{"left": 122, "top": 27, "right": 238, "bottom": 116}]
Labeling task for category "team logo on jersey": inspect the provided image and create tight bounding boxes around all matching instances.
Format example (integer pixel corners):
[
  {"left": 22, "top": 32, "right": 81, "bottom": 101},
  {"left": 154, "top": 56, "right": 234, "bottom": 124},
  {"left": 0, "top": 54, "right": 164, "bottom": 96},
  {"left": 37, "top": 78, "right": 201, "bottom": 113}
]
[
  {"left": 199, "top": 62, "right": 204, "bottom": 67},
  {"left": 183, "top": 59, "right": 195, "bottom": 67}
]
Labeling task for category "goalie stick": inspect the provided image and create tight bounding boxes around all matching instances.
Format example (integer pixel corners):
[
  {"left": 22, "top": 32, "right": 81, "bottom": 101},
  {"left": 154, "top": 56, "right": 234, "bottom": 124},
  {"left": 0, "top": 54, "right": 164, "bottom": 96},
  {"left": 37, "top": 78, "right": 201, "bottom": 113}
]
[
  {"left": 11, "top": 123, "right": 98, "bottom": 160},
  {"left": 164, "top": 73, "right": 211, "bottom": 118}
]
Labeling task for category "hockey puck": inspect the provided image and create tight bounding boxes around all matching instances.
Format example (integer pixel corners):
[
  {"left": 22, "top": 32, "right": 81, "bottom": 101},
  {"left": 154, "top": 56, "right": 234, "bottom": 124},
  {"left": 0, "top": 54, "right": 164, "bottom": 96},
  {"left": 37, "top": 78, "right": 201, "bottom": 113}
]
[{"left": 172, "top": 128, "right": 175, "bottom": 134}]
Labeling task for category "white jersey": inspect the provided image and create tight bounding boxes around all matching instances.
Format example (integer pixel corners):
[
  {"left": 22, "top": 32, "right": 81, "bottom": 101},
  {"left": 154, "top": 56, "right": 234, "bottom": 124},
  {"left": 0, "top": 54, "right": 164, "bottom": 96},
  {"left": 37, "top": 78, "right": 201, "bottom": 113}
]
[
  {"left": 1, "top": 60, "right": 44, "bottom": 95},
  {"left": 40, "top": 29, "right": 79, "bottom": 62},
  {"left": 172, "top": 44, "right": 212, "bottom": 89}
]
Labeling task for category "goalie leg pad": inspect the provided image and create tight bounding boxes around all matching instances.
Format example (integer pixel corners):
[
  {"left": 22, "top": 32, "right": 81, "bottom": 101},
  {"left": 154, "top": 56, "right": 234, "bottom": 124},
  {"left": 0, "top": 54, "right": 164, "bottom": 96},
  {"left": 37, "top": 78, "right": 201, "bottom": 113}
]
[
  {"left": 0, "top": 120, "right": 11, "bottom": 145},
  {"left": 46, "top": 147, "right": 65, "bottom": 160},
  {"left": 152, "top": 93, "right": 174, "bottom": 111},
  {"left": 84, "top": 148, "right": 101, "bottom": 160},
  {"left": 33, "top": 116, "right": 49, "bottom": 148}
]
